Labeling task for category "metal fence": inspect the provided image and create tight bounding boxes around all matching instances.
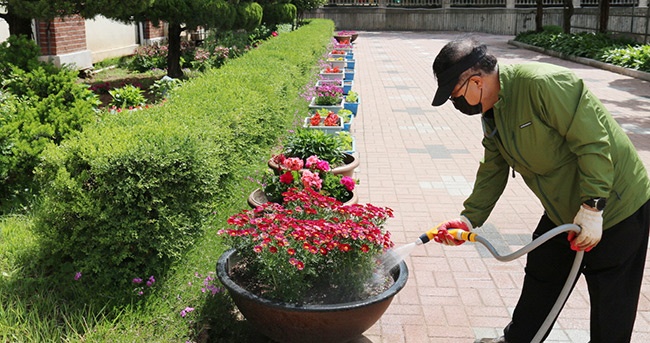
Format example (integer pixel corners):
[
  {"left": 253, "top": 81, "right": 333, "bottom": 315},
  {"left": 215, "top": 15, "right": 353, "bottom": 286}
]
[{"left": 326, "top": 0, "right": 640, "bottom": 6}]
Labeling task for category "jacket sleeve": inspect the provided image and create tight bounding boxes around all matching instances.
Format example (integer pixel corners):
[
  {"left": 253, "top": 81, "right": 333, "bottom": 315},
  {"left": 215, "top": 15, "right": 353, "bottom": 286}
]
[
  {"left": 532, "top": 72, "right": 613, "bottom": 201},
  {"left": 461, "top": 135, "right": 510, "bottom": 227}
]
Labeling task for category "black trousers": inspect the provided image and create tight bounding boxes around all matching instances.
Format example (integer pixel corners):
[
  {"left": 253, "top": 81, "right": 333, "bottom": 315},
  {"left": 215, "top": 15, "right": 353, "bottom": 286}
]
[{"left": 503, "top": 200, "right": 650, "bottom": 343}]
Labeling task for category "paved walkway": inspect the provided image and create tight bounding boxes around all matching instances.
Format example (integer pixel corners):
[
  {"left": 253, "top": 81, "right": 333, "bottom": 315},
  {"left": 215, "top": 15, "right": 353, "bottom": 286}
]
[{"left": 349, "top": 31, "right": 650, "bottom": 343}]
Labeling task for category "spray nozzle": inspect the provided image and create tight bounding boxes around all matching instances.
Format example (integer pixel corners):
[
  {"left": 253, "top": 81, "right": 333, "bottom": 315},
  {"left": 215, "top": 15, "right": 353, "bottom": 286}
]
[{"left": 417, "top": 228, "right": 477, "bottom": 245}]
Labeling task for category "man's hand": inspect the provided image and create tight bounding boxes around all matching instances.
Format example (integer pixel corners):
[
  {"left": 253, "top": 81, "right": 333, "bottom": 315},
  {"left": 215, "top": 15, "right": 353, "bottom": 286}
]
[
  {"left": 433, "top": 216, "right": 472, "bottom": 246},
  {"left": 568, "top": 205, "right": 603, "bottom": 252}
]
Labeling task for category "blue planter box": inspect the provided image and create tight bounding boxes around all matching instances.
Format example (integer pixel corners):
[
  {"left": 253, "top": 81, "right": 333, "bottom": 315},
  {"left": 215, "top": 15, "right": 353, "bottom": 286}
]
[
  {"left": 343, "top": 136, "right": 356, "bottom": 155},
  {"left": 344, "top": 95, "right": 360, "bottom": 115},
  {"left": 345, "top": 53, "right": 354, "bottom": 61},
  {"left": 343, "top": 115, "right": 354, "bottom": 131},
  {"left": 343, "top": 80, "right": 353, "bottom": 95},
  {"left": 344, "top": 70, "right": 355, "bottom": 81},
  {"left": 346, "top": 60, "right": 355, "bottom": 70}
]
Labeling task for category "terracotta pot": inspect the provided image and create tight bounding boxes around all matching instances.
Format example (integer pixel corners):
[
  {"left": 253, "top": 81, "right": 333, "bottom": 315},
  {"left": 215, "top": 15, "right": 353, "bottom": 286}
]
[
  {"left": 268, "top": 153, "right": 359, "bottom": 177},
  {"left": 216, "top": 249, "right": 408, "bottom": 343},
  {"left": 247, "top": 188, "right": 358, "bottom": 209},
  {"left": 333, "top": 34, "right": 352, "bottom": 44}
]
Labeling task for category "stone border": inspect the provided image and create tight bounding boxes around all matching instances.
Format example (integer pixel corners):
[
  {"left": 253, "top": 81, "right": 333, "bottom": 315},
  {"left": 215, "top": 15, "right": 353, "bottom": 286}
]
[{"left": 508, "top": 40, "right": 650, "bottom": 83}]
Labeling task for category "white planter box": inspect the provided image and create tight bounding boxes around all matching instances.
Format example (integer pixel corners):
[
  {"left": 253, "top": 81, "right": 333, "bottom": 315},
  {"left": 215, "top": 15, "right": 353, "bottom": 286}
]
[
  {"left": 303, "top": 116, "right": 344, "bottom": 134},
  {"left": 309, "top": 97, "right": 345, "bottom": 113}
]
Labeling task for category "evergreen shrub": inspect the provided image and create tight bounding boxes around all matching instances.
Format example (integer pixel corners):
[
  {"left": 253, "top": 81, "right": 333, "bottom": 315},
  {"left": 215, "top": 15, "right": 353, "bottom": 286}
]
[{"left": 0, "top": 66, "right": 99, "bottom": 212}]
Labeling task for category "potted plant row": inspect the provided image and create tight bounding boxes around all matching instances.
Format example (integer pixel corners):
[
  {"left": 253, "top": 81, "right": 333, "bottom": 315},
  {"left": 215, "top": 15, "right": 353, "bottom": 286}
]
[{"left": 214, "top": 33, "right": 408, "bottom": 343}]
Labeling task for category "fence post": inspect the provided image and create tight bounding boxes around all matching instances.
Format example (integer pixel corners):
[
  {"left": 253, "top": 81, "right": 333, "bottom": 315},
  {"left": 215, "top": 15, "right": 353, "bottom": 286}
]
[
  {"left": 573, "top": 0, "right": 581, "bottom": 8},
  {"left": 506, "top": 0, "right": 515, "bottom": 9},
  {"left": 442, "top": 0, "right": 451, "bottom": 9}
]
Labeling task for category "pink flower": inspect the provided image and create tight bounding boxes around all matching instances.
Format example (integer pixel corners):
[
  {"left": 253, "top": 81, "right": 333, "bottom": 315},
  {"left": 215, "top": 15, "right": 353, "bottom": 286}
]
[
  {"left": 180, "top": 307, "right": 195, "bottom": 317},
  {"left": 301, "top": 170, "right": 322, "bottom": 190},
  {"left": 271, "top": 31, "right": 278, "bottom": 37},
  {"left": 283, "top": 157, "right": 304, "bottom": 171},
  {"left": 305, "top": 155, "right": 320, "bottom": 168},
  {"left": 315, "top": 160, "right": 330, "bottom": 172},
  {"left": 74, "top": 272, "right": 82, "bottom": 280},
  {"left": 340, "top": 176, "right": 355, "bottom": 191}
]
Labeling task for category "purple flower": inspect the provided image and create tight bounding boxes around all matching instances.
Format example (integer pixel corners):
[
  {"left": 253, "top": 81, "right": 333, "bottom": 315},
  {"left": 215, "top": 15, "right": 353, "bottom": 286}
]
[
  {"left": 133, "top": 277, "right": 143, "bottom": 284},
  {"left": 146, "top": 275, "right": 156, "bottom": 287},
  {"left": 180, "top": 307, "right": 195, "bottom": 317},
  {"left": 74, "top": 272, "right": 82, "bottom": 280}
]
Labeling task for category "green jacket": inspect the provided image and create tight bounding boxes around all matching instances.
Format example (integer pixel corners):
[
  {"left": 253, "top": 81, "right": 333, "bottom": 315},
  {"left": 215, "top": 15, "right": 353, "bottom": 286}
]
[{"left": 461, "top": 63, "right": 650, "bottom": 229}]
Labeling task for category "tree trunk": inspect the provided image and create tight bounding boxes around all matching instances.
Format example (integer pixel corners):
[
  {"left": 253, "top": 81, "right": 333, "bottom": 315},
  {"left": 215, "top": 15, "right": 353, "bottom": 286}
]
[
  {"left": 563, "top": 0, "right": 574, "bottom": 33},
  {"left": 166, "top": 22, "right": 184, "bottom": 79},
  {"left": 1, "top": 6, "right": 35, "bottom": 39},
  {"left": 535, "top": 0, "right": 544, "bottom": 32},
  {"left": 598, "top": 0, "right": 610, "bottom": 33}
]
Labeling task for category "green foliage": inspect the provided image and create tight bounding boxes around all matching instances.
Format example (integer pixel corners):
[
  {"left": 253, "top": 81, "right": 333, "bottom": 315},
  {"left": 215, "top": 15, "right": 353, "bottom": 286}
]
[
  {"left": 0, "top": 66, "right": 99, "bottom": 213},
  {"left": 108, "top": 84, "right": 146, "bottom": 108},
  {"left": 30, "top": 19, "right": 336, "bottom": 298},
  {"left": 514, "top": 30, "right": 648, "bottom": 71},
  {"left": 149, "top": 76, "right": 184, "bottom": 101},
  {"left": 345, "top": 90, "right": 358, "bottom": 103},
  {"left": 601, "top": 44, "right": 650, "bottom": 72},
  {"left": 0, "top": 35, "right": 43, "bottom": 76},
  {"left": 235, "top": 2, "right": 264, "bottom": 31},
  {"left": 280, "top": 129, "right": 346, "bottom": 167},
  {"left": 263, "top": 2, "right": 297, "bottom": 27}
]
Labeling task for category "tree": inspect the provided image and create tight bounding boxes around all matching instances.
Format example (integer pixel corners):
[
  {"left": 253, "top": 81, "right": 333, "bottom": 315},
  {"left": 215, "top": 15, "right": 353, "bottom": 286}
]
[
  {"left": 598, "top": 0, "right": 610, "bottom": 33},
  {"left": 563, "top": 0, "right": 574, "bottom": 33},
  {"left": 132, "top": 0, "right": 261, "bottom": 78},
  {"left": 291, "top": 0, "right": 326, "bottom": 23},
  {"left": 535, "top": 0, "right": 543, "bottom": 32},
  {"left": 0, "top": 0, "right": 153, "bottom": 38}
]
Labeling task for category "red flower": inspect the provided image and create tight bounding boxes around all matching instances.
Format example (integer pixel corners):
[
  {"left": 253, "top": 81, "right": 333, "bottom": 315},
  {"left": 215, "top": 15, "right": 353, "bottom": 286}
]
[
  {"left": 279, "top": 172, "right": 294, "bottom": 184},
  {"left": 310, "top": 113, "right": 321, "bottom": 126}
]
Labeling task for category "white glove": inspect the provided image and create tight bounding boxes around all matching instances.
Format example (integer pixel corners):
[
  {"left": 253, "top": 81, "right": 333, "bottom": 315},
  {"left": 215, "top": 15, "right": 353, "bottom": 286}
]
[{"left": 570, "top": 206, "right": 603, "bottom": 252}]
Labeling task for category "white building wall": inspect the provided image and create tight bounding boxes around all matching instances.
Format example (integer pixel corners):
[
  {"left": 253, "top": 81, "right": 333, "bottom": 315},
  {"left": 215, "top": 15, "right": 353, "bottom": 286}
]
[
  {"left": 0, "top": 6, "right": 9, "bottom": 42},
  {"left": 85, "top": 16, "right": 138, "bottom": 63}
]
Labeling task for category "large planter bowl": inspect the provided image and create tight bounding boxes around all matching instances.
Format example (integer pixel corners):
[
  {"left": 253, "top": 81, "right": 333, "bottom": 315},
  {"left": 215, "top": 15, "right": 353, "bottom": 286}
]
[
  {"left": 268, "top": 153, "right": 359, "bottom": 177},
  {"left": 247, "top": 188, "right": 358, "bottom": 208},
  {"left": 217, "top": 249, "right": 408, "bottom": 343}
]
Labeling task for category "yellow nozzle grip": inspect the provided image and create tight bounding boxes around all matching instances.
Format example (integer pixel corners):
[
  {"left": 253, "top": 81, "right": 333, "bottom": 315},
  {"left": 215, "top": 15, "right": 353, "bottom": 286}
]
[{"left": 422, "top": 228, "right": 476, "bottom": 242}]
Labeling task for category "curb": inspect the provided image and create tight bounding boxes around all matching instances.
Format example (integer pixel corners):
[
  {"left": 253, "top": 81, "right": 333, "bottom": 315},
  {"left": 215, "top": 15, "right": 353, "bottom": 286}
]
[{"left": 507, "top": 40, "right": 650, "bottom": 83}]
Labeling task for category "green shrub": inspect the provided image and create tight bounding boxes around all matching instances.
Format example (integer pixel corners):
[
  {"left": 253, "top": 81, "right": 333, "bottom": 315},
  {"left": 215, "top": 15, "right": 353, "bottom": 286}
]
[
  {"left": 108, "top": 84, "right": 147, "bottom": 108},
  {"left": 236, "top": 2, "right": 264, "bottom": 31},
  {"left": 34, "top": 119, "right": 219, "bottom": 290},
  {"left": 0, "top": 66, "right": 99, "bottom": 213},
  {"left": 602, "top": 44, "right": 650, "bottom": 72},
  {"left": 514, "top": 30, "right": 645, "bottom": 69},
  {"left": 0, "top": 35, "right": 43, "bottom": 77},
  {"left": 32, "top": 19, "right": 336, "bottom": 294},
  {"left": 263, "top": 2, "right": 297, "bottom": 27}
]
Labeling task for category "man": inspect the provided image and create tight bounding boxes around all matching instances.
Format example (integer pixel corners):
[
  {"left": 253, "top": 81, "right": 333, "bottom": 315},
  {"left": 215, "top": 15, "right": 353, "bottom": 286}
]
[{"left": 430, "top": 37, "right": 650, "bottom": 343}]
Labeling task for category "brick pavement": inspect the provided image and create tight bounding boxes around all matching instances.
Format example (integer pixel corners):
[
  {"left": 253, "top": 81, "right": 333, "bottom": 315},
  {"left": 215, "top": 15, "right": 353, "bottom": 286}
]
[{"left": 347, "top": 31, "right": 650, "bottom": 343}]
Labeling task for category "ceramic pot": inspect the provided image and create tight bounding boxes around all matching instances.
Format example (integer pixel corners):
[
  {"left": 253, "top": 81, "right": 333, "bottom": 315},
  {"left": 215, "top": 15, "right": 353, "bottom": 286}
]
[
  {"left": 216, "top": 249, "right": 408, "bottom": 343},
  {"left": 247, "top": 188, "right": 358, "bottom": 208},
  {"left": 268, "top": 152, "right": 359, "bottom": 177}
]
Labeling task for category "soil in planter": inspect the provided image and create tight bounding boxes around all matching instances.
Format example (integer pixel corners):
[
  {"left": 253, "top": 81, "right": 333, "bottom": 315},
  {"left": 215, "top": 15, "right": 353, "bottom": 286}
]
[{"left": 230, "top": 260, "right": 395, "bottom": 305}]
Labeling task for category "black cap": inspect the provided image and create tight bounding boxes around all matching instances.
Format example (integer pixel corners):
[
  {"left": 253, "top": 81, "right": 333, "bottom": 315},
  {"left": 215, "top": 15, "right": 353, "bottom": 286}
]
[{"left": 431, "top": 44, "right": 487, "bottom": 106}]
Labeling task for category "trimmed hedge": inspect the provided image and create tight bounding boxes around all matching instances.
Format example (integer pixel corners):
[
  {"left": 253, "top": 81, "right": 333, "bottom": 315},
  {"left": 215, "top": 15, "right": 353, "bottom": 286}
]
[{"left": 32, "top": 19, "right": 335, "bottom": 291}]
